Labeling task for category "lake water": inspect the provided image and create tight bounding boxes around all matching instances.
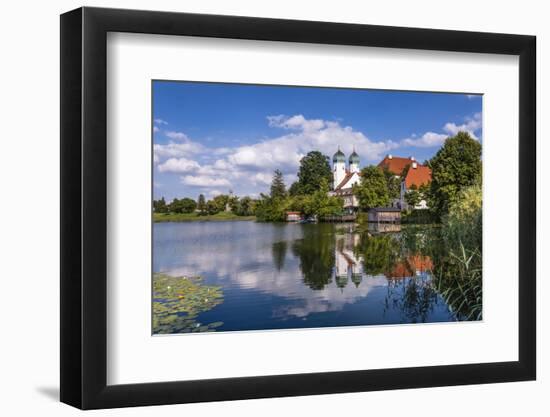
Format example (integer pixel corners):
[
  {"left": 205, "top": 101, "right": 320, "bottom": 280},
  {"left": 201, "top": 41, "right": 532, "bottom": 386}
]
[{"left": 153, "top": 221, "right": 459, "bottom": 334}]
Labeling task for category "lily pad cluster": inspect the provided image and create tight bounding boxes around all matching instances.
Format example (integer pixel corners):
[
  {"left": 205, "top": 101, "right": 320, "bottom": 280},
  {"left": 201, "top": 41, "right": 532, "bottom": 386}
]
[{"left": 153, "top": 273, "right": 224, "bottom": 334}]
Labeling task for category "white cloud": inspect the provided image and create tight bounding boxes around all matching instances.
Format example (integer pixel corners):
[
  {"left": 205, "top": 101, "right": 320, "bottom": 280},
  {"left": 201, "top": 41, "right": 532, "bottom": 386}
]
[
  {"left": 443, "top": 112, "right": 482, "bottom": 140},
  {"left": 155, "top": 114, "right": 482, "bottom": 197},
  {"left": 153, "top": 125, "right": 160, "bottom": 133},
  {"left": 181, "top": 175, "right": 231, "bottom": 187},
  {"left": 401, "top": 132, "right": 448, "bottom": 148},
  {"left": 155, "top": 115, "right": 401, "bottom": 197},
  {"left": 267, "top": 114, "right": 325, "bottom": 131},
  {"left": 164, "top": 130, "right": 189, "bottom": 141},
  {"left": 402, "top": 113, "right": 482, "bottom": 147},
  {"left": 153, "top": 141, "right": 205, "bottom": 162},
  {"left": 229, "top": 114, "right": 397, "bottom": 173},
  {"left": 157, "top": 157, "right": 200, "bottom": 174},
  {"left": 154, "top": 118, "right": 168, "bottom": 125}
]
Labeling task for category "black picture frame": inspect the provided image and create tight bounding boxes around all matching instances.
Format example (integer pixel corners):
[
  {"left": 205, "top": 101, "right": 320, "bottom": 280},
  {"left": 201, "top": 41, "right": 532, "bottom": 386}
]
[{"left": 60, "top": 6, "right": 536, "bottom": 410}]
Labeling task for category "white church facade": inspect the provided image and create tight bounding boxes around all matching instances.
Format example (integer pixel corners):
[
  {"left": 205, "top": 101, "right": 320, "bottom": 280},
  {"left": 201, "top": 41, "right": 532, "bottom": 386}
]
[{"left": 329, "top": 148, "right": 362, "bottom": 212}]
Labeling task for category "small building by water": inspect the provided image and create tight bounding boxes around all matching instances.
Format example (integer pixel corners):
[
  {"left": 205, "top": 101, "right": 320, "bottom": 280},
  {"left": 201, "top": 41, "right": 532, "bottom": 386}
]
[
  {"left": 286, "top": 211, "right": 302, "bottom": 222},
  {"left": 368, "top": 207, "right": 401, "bottom": 223}
]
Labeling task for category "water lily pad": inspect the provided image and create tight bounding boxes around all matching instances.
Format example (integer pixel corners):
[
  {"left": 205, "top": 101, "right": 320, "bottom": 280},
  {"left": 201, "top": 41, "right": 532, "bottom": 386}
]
[{"left": 153, "top": 273, "right": 224, "bottom": 334}]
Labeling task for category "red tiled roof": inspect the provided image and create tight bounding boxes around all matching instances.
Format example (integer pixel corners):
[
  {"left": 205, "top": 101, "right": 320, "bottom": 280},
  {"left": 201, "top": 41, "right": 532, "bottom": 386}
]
[
  {"left": 404, "top": 165, "right": 432, "bottom": 188},
  {"left": 378, "top": 156, "right": 415, "bottom": 175},
  {"left": 386, "top": 255, "right": 433, "bottom": 279}
]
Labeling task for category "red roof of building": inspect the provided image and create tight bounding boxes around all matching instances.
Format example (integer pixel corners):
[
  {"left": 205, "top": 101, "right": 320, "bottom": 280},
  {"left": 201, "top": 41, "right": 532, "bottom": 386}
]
[
  {"left": 386, "top": 255, "right": 433, "bottom": 279},
  {"left": 404, "top": 164, "right": 432, "bottom": 188},
  {"left": 378, "top": 155, "right": 416, "bottom": 175}
]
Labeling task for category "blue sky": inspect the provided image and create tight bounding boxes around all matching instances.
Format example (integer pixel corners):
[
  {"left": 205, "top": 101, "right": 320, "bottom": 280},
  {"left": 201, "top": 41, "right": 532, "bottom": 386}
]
[{"left": 153, "top": 81, "right": 482, "bottom": 201}]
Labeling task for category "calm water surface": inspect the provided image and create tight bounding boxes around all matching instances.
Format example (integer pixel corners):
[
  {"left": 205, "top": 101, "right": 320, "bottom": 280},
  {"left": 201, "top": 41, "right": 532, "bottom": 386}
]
[{"left": 153, "top": 221, "right": 457, "bottom": 334}]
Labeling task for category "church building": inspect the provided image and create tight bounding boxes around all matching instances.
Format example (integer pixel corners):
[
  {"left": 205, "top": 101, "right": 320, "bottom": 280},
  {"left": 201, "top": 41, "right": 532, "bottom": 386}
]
[{"left": 329, "top": 147, "right": 362, "bottom": 212}]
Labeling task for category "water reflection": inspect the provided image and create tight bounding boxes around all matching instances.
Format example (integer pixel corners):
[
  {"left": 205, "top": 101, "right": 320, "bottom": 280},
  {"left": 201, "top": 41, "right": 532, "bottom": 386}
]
[{"left": 153, "top": 221, "right": 464, "bottom": 334}]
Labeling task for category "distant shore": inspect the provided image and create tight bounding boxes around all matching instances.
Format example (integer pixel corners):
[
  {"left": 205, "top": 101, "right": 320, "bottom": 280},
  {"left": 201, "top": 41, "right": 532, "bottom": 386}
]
[{"left": 154, "top": 212, "right": 256, "bottom": 223}]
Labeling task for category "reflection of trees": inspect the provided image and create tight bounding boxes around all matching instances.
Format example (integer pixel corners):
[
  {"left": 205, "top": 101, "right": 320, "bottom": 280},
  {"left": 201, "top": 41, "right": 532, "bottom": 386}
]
[
  {"left": 399, "top": 225, "right": 482, "bottom": 321},
  {"left": 385, "top": 276, "right": 439, "bottom": 323},
  {"left": 354, "top": 233, "right": 400, "bottom": 276},
  {"left": 291, "top": 225, "right": 335, "bottom": 290},
  {"left": 271, "top": 241, "right": 288, "bottom": 271}
]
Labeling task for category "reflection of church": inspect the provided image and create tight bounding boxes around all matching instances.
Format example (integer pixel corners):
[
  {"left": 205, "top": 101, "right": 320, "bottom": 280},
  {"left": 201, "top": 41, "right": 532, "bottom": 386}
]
[
  {"left": 334, "top": 227, "right": 364, "bottom": 290},
  {"left": 332, "top": 226, "right": 434, "bottom": 291}
]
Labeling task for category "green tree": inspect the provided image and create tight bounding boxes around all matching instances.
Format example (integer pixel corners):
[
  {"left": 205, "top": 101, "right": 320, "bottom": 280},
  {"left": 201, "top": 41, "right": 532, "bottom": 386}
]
[
  {"left": 180, "top": 197, "right": 197, "bottom": 213},
  {"left": 228, "top": 195, "right": 239, "bottom": 212},
  {"left": 211, "top": 194, "right": 230, "bottom": 212},
  {"left": 428, "top": 131, "right": 482, "bottom": 218},
  {"left": 404, "top": 184, "right": 422, "bottom": 209},
  {"left": 254, "top": 193, "right": 287, "bottom": 222},
  {"left": 382, "top": 167, "right": 401, "bottom": 200},
  {"left": 206, "top": 200, "right": 220, "bottom": 215},
  {"left": 197, "top": 194, "right": 206, "bottom": 215},
  {"left": 292, "top": 151, "right": 332, "bottom": 195},
  {"left": 153, "top": 197, "right": 168, "bottom": 213},
  {"left": 169, "top": 197, "right": 197, "bottom": 213},
  {"left": 288, "top": 181, "right": 301, "bottom": 196},
  {"left": 303, "top": 179, "right": 343, "bottom": 217},
  {"left": 235, "top": 196, "right": 255, "bottom": 216},
  {"left": 270, "top": 169, "right": 287, "bottom": 199},
  {"left": 353, "top": 165, "right": 390, "bottom": 210}
]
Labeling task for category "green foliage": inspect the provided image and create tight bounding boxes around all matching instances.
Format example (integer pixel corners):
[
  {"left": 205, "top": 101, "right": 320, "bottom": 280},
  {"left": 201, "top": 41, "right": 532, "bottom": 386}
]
[
  {"left": 197, "top": 194, "right": 206, "bottom": 215},
  {"left": 234, "top": 196, "right": 255, "bottom": 216},
  {"left": 153, "top": 211, "right": 255, "bottom": 222},
  {"left": 401, "top": 209, "right": 437, "bottom": 224},
  {"left": 442, "top": 184, "right": 482, "bottom": 251},
  {"left": 254, "top": 194, "right": 288, "bottom": 222},
  {"left": 211, "top": 194, "right": 230, "bottom": 212},
  {"left": 428, "top": 131, "right": 482, "bottom": 218},
  {"left": 169, "top": 197, "right": 197, "bottom": 213},
  {"left": 382, "top": 167, "right": 401, "bottom": 200},
  {"left": 404, "top": 184, "right": 422, "bottom": 208},
  {"left": 270, "top": 169, "right": 287, "bottom": 199},
  {"left": 257, "top": 178, "right": 342, "bottom": 221},
  {"left": 153, "top": 273, "right": 224, "bottom": 334},
  {"left": 354, "top": 233, "right": 399, "bottom": 275},
  {"left": 292, "top": 151, "right": 332, "bottom": 195},
  {"left": 354, "top": 165, "right": 390, "bottom": 210},
  {"left": 153, "top": 197, "right": 168, "bottom": 213},
  {"left": 291, "top": 224, "right": 336, "bottom": 289},
  {"left": 432, "top": 184, "right": 483, "bottom": 320},
  {"left": 303, "top": 179, "right": 343, "bottom": 218}
]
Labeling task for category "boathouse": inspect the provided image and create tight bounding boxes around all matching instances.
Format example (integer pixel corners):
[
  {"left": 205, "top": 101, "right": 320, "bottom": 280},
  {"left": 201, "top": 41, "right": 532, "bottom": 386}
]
[
  {"left": 367, "top": 207, "right": 401, "bottom": 223},
  {"left": 286, "top": 211, "right": 302, "bottom": 222}
]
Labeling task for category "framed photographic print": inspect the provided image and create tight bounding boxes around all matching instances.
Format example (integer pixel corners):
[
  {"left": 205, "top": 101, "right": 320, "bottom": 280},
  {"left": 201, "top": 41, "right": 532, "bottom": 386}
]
[{"left": 60, "top": 7, "right": 536, "bottom": 409}]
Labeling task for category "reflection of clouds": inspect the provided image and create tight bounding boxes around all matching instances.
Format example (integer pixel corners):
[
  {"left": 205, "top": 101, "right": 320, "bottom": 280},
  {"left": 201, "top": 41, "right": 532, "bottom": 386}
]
[
  {"left": 154, "top": 222, "right": 398, "bottom": 320},
  {"left": 272, "top": 274, "right": 388, "bottom": 318}
]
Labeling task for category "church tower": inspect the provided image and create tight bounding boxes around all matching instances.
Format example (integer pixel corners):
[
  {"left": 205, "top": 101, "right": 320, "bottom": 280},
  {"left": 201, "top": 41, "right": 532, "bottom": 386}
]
[
  {"left": 333, "top": 147, "right": 346, "bottom": 189},
  {"left": 349, "top": 148, "right": 360, "bottom": 173}
]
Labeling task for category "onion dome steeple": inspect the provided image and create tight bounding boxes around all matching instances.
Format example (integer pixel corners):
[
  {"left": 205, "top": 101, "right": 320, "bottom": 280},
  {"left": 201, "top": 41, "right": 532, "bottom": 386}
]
[
  {"left": 333, "top": 147, "right": 346, "bottom": 163},
  {"left": 349, "top": 149, "right": 360, "bottom": 164}
]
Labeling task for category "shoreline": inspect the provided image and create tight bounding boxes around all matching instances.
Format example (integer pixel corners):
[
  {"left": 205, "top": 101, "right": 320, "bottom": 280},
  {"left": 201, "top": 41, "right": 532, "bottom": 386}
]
[{"left": 154, "top": 213, "right": 256, "bottom": 223}]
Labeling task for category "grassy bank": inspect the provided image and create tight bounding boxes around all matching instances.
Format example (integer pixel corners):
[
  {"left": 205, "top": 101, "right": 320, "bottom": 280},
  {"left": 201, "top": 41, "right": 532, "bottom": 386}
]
[{"left": 154, "top": 212, "right": 256, "bottom": 222}]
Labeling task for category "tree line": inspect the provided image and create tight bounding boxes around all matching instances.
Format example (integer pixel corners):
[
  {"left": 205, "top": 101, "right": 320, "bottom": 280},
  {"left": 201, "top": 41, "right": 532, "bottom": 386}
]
[
  {"left": 154, "top": 131, "right": 482, "bottom": 222},
  {"left": 153, "top": 193, "right": 256, "bottom": 216},
  {"left": 254, "top": 151, "right": 343, "bottom": 221}
]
